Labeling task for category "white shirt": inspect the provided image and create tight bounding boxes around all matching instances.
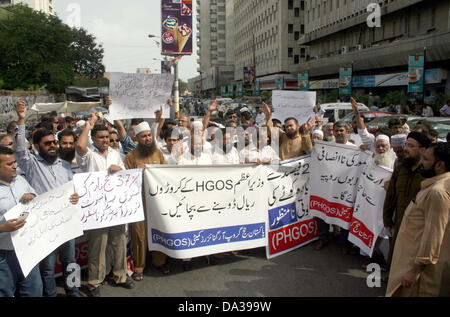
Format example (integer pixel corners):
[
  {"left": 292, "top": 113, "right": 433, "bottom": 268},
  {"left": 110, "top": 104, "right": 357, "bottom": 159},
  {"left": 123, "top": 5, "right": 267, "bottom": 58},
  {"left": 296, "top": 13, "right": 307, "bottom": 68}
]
[
  {"left": 211, "top": 147, "right": 240, "bottom": 164},
  {"left": 178, "top": 152, "right": 213, "bottom": 165},
  {"left": 76, "top": 145, "right": 125, "bottom": 173},
  {"left": 347, "top": 133, "right": 363, "bottom": 147},
  {"left": 161, "top": 144, "right": 181, "bottom": 165},
  {"left": 239, "top": 145, "right": 260, "bottom": 163},
  {"left": 260, "top": 145, "right": 280, "bottom": 163}
]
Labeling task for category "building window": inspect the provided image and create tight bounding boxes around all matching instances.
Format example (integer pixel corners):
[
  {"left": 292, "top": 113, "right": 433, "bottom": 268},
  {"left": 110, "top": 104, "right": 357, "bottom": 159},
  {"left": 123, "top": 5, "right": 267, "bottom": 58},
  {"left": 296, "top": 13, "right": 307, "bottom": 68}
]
[
  {"left": 288, "top": 0, "right": 294, "bottom": 10},
  {"left": 295, "top": 31, "right": 300, "bottom": 40},
  {"left": 288, "top": 47, "right": 294, "bottom": 57},
  {"left": 288, "top": 24, "right": 294, "bottom": 33},
  {"left": 295, "top": 7, "right": 300, "bottom": 17},
  {"left": 294, "top": 55, "right": 300, "bottom": 64},
  {"left": 301, "top": 0, "right": 305, "bottom": 11}
]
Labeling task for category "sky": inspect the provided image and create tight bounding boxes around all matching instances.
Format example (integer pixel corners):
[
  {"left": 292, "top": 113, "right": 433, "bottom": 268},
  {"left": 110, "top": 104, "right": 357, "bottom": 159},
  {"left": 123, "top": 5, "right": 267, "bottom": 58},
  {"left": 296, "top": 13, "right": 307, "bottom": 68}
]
[{"left": 54, "top": 0, "right": 199, "bottom": 81}]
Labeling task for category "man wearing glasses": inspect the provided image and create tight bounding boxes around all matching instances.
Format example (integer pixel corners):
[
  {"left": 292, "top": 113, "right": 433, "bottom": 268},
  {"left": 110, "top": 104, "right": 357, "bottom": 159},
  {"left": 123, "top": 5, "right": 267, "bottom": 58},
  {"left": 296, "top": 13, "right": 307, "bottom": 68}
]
[{"left": 13, "top": 101, "right": 81, "bottom": 297}]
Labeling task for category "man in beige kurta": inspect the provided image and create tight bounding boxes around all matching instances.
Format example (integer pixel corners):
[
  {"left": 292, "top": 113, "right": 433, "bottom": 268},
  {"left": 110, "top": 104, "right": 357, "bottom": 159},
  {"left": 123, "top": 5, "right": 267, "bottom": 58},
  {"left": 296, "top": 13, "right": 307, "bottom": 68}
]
[
  {"left": 262, "top": 102, "right": 313, "bottom": 161},
  {"left": 386, "top": 143, "right": 450, "bottom": 297},
  {"left": 124, "top": 122, "right": 168, "bottom": 279}
]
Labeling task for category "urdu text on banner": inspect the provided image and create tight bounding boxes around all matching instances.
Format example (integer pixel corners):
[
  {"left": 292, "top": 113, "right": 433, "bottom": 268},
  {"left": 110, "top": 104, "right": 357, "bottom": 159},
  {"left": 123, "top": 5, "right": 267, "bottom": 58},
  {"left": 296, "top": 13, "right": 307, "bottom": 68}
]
[
  {"left": 348, "top": 161, "right": 392, "bottom": 257},
  {"left": 108, "top": 72, "right": 174, "bottom": 120},
  {"left": 73, "top": 169, "right": 145, "bottom": 231},
  {"left": 144, "top": 165, "right": 267, "bottom": 259},
  {"left": 264, "top": 156, "right": 318, "bottom": 259},
  {"left": 4, "top": 182, "right": 83, "bottom": 278},
  {"left": 309, "top": 141, "right": 371, "bottom": 230}
]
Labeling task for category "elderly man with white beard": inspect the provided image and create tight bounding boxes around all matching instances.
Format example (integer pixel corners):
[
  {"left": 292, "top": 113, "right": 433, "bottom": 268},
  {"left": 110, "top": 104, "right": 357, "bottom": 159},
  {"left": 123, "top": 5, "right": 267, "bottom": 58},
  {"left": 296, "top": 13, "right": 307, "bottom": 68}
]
[
  {"left": 351, "top": 97, "right": 396, "bottom": 169},
  {"left": 373, "top": 134, "right": 396, "bottom": 169}
]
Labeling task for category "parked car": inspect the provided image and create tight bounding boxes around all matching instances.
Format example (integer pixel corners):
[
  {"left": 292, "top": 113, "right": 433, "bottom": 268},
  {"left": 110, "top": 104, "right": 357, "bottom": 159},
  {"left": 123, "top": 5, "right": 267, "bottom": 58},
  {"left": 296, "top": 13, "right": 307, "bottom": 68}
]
[
  {"left": 408, "top": 117, "right": 450, "bottom": 139},
  {"left": 340, "top": 111, "right": 396, "bottom": 125},
  {"left": 366, "top": 115, "right": 422, "bottom": 134},
  {"left": 319, "top": 102, "right": 369, "bottom": 124}
]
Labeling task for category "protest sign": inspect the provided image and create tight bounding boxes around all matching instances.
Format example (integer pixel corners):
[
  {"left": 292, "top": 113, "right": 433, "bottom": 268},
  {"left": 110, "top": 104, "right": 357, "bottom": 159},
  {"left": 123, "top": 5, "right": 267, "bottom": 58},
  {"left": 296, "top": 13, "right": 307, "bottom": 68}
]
[
  {"left": 348, "top": 161, "right": 392, "bottom": 257},
  {"left": 109, "top": 72, "right": 174, "bottom": 120},
  {"left": 144, "top": 165, "right": 267, "bottom": 259},
  {"left": 309, "top": 141, "right": 370, "bottom": 230},
  {"left": 271, "top": 90, "right": 316, "bottom": 126},
  {"left": 4, "top": 182, "right": 83, "bottom": 277},
  {"left": 73, "top": 169, "right": 144, "bottom": 231},
  {"left": 264, "top": 156, "right": 318, "bottom": 259}
]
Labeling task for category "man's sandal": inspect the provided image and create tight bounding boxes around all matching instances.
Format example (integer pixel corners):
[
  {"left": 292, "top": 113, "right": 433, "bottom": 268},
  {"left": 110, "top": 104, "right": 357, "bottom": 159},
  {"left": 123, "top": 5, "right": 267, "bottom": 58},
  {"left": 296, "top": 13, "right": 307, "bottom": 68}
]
[{"left": 132, "top": 272, "right": 144, "bottom": 281}]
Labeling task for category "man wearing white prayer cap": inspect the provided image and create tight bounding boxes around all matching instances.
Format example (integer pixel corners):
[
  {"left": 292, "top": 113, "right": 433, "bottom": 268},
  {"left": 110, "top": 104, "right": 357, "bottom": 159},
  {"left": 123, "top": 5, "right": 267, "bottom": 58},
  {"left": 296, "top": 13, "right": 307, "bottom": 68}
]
[
  {"left": 124, "top": 121, "right": 169, "bottom": 279},
  {"left": 311, "top": 129, "right": 324, "bottom": 145},
  {"left": 390, "top": 134, "right": 407, "bottom": 168},
  {"left": 76, "top": 120, "right": 86, "bottom": 130},
  {"left": 374, "top": 134, "right": 396, "bottom": 169}
]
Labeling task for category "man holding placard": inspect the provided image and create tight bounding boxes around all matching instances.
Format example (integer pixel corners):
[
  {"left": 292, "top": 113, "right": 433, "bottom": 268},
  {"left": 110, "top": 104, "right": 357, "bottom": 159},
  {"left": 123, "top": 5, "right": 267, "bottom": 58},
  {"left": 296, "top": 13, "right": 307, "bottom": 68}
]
[
  {"left": 0, "top": 146, "right": 41, "bottom": 297},
  {"left": 75, "top": 113, "right": 135, "bottom": 297},
  {"left": 262, "top": 102, "right": 313, "bottom": 161},
  {"left": 124, "top": 122, "right": 169, "bottom": 280},
  {"left": 13, "top": 101, "right": 81, "bottom": 298}
]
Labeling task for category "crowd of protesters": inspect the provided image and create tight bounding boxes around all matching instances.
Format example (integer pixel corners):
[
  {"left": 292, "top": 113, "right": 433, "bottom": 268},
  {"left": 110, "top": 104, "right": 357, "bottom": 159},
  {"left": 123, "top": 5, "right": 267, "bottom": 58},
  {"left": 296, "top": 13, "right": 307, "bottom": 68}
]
[{"left": 0, "top": 95, "right": 449, "bottom": 297}]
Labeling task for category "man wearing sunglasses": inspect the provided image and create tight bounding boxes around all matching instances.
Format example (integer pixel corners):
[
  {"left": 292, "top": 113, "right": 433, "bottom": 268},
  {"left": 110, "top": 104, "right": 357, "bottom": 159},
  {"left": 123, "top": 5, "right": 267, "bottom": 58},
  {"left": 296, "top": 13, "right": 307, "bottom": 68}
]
[{"left": 13, "top": 101, "right": 81, "bottom": 298}]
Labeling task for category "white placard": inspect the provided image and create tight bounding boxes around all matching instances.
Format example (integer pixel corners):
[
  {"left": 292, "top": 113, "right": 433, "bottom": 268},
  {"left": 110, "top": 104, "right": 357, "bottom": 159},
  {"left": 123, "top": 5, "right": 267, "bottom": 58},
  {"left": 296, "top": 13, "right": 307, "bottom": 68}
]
[
  {"left": 144, "top": 165, "right": 267, "bottom": 259},
  {"left": 4, "top": 182, "right": 83, "bottom": 278},
  {"left": 348, "top": 161, "right": 392, "bottom": 257},
  {"left": 73, "top": 169, "right": 145, "bottom": 231},
  {"left": 264, "top": 156, "right": 318, "bottom": 259},
  {"left": 309, "top": 141, "right": 371, "bottom": 230},
  {"left": 109, "top": 72, "right": 174, "bottom": 120},
  {"left": 272, "top": 90, "right": 316, "bottom": 125}
]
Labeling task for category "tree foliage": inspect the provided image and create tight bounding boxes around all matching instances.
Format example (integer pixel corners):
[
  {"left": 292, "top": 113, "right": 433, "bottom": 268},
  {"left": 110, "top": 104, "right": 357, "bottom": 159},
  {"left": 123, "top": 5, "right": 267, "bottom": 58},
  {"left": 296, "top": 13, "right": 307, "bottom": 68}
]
[
  {"left": 70, "top": 28, "right": 105, "bottom": 78},
  {"left": 0, "top": 4, "right": 105, "bottom": 93}
]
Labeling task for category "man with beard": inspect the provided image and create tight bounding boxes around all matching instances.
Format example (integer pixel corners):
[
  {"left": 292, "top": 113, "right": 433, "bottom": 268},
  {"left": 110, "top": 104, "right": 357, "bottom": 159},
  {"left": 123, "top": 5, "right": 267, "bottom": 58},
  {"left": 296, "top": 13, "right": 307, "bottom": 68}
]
[
  {"left": 387, "top": 142, "right": 450, "bottom": 297},
  {"left": 391, "top": 134, "right": 407, "bottom": 169},
  {"left": 383, "top": 132, "right": 431, "bottom": 268},
  {"left": 323, "top": 122, "right": 335, "bottom": 142},
  {"left": 373, "top": 135, "right": 396, "bottom": 169},
  {"left": 238, "top": 125, "right": 260, "bottom": 164},
  {"left": 123, "top": 122, "right": 169, "bottom": 279},
  {"left": 58, "top": 129, "right": 79, "bottom": 173},
  {"left": 75, "top": 115, "right": 135, "bottom": 297},
  {"left": 262, "top": 102, "right": 313, "bottom": 161},
  {"left": 13, "top": 101, "right": 81, "bottom": 297}
]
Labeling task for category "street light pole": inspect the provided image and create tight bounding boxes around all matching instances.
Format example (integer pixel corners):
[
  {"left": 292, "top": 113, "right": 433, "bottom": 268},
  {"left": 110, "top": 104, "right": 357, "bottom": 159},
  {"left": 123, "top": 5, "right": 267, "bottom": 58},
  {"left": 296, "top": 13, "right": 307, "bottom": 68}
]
[{"left": 149, "top": 34, "right": 177, "bottom": 120}]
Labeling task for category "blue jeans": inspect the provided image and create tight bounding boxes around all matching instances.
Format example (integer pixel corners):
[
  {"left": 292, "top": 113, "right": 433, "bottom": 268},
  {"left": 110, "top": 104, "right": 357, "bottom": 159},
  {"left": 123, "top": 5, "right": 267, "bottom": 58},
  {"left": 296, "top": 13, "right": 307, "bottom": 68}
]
[
  {"left": 39, "top": 239, "right": 79, "bottom": 297},
  {"left": 0, "top": 249, "right": 42, "bottom": 297}
]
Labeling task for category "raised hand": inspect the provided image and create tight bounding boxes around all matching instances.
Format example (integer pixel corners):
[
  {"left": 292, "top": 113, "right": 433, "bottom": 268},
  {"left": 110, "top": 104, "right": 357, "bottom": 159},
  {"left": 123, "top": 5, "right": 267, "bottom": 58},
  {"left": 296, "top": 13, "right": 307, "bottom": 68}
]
[
  {"left": 350, "top": 97, "right": 359, "bottom": 115},
  {"left": 209, "top": 99, "right": 217, "bottom": 113},
  {"left": 16, "top": 100, "right": 27, "bottom": 122},
  {"left": 302, "top": 117, "right": 314, "bottom": 134},
  {"left": 155, "top": 106, "right": 163, "bottom": 122},
  {"left": 262, "top": 102, "right": 271, "bottom": 119}
]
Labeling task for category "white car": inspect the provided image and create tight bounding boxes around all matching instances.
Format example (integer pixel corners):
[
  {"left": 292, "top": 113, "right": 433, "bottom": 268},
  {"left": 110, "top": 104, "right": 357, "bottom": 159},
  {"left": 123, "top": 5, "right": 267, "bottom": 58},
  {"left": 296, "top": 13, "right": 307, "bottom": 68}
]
[{"left": 319, "top": 102, "right": 369, "bottom": 123}]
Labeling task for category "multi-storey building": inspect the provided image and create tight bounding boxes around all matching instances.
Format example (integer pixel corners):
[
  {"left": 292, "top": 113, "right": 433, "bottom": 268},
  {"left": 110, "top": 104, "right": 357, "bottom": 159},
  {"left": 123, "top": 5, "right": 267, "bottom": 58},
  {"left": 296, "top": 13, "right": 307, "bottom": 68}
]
[
  {"left": 294, "top": 0, "right": 450, "bottom": 101},
  {"left": 0, "top": 0, "right": 54, "bottom": 15},
  {"left": 231, "top": 0, "right": 305, "bottom": 91},
  {"left": 189, "top": 0, "right": 307, "bottom": 96}
]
